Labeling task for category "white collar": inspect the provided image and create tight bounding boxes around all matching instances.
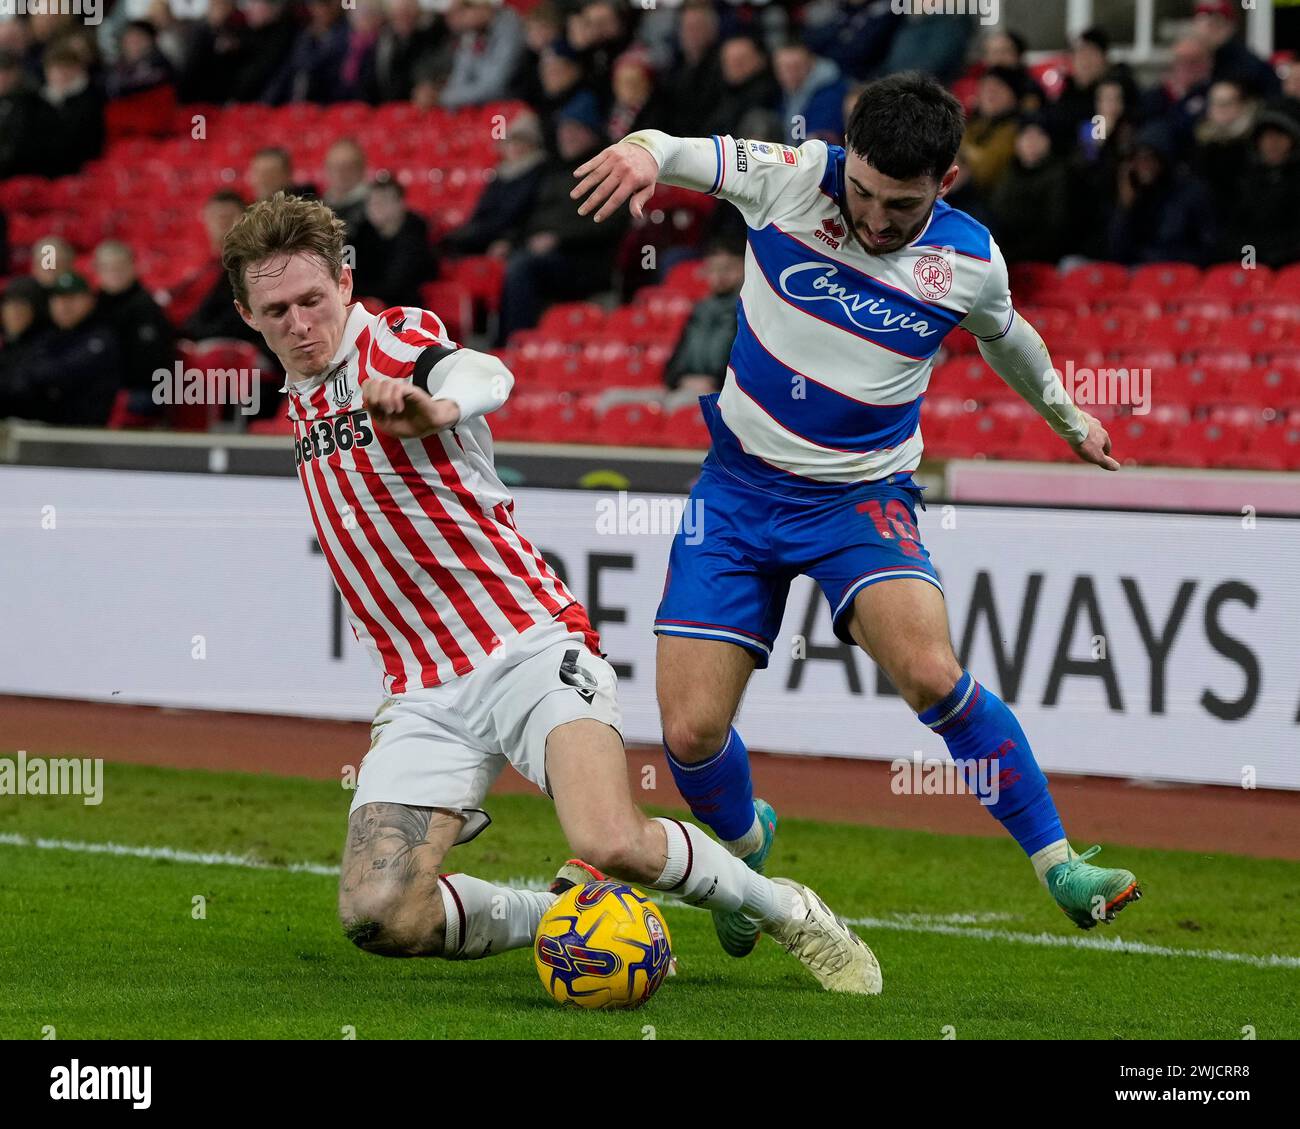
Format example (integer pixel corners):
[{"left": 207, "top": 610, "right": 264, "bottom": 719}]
[{"left": 280, "top": 303, "right": 371, "bottom": 394}]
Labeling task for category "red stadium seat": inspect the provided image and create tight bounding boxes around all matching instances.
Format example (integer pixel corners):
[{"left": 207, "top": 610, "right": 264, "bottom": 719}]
[
  {"left": 536, "top": 302, "right": 607, "bottom": 342},
  {"left": 1126, "top": 263, "right": 1201, "bottom": 312},
  {"left": 418, "top": 281, "right": 472, "bottom": 341},
  {"left": 1059, "top": 262, "right": 1130, "bottom": 307}
]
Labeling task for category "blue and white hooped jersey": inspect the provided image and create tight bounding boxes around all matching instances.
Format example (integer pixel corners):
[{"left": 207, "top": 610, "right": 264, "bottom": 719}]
[{"left": 702, "top": 135, "right": 1015, "bottom": 485}]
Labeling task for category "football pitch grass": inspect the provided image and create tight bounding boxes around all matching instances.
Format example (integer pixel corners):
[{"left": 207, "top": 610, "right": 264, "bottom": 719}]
[{"left": 1, "top": 763, "right": 1297, "bottom": 1040}]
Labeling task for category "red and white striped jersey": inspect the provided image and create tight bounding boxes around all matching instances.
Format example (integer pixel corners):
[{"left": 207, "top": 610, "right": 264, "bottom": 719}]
[{"left": 287, "top": 302, "right": 596, "bottom": 694}]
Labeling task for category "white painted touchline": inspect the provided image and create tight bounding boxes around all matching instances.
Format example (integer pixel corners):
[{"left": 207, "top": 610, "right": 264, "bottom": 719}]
[{"left": 2, "top": 832, "right": 1297, "bottom": 971}]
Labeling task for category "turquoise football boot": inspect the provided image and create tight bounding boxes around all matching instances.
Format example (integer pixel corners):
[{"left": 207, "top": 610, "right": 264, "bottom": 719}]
[{"left": 1047, "top": 845, "right": 1142, "bottom": 929}]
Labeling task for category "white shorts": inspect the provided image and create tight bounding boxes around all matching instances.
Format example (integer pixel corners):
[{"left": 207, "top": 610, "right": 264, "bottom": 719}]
[{"left": 348, "top": 619, "right": 622, "bottom": 843}]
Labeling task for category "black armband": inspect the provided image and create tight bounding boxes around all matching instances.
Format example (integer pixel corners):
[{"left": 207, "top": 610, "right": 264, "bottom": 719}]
[{"left": 411, "top": 344, "right": 459, "bottom": 393}]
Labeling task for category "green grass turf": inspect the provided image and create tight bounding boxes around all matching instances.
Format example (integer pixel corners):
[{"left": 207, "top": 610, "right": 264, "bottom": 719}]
[{"left": 1, "top": 762, "right": 1297, "bottom": 1039}]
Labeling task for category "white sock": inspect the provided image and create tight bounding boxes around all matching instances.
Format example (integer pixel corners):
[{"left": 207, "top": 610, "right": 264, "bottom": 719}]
[
  {"left": 438, "top": 873, "right": 555, "bottom": 959},
  {"left": 651, "top": 817, "right": 796, "bottom": 929},
  {"left": 1031, "top": 839, "right": 1076, "bottom": 888},
  {"left": 722, "top": 811, "right": 763, "bottom": 859}
]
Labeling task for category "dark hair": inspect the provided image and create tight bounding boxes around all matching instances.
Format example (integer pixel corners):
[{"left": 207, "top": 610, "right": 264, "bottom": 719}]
[
  {"left": 207, "top": 188, "right": 247, "bottom": 208},
  {"left": 844, "top": 72, "right": 965, "bottom": 181},
  {"left": 1077, "top": 26, "right": 1110, "bottom": 54},
  {"left": 1003, "top": 29, "right": 1028, "bottom": 58}
]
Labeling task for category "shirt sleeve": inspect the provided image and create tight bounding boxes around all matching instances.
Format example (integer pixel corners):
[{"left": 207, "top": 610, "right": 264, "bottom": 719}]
[
  {"left": 958, "top": 239, "right": 1015, "bottom": 341},
  {"left": 622, "top": 130, "right": 830, "bottom": 230}
]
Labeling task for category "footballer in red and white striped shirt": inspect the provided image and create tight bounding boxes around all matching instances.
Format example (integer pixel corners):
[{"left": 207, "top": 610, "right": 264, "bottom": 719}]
[{"left": 221, "top": 191, "right": 878, "bottom": 993}]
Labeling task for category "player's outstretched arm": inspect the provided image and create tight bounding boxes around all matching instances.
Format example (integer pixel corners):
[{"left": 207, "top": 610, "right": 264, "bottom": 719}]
[
  {"left": 362, "top": 349, "right": 514, "bottom": 439},
  {"left": 976, "top": 312, "right": 1120, "bottom": 472}
]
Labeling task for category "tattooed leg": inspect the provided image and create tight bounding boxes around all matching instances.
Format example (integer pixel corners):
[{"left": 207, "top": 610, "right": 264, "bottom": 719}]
[
  {"left": 338, "top": 803, "right": 463, "bottom": 956},
  {"left": 338, "top": 803, "right": 555, "bottom": 959}
]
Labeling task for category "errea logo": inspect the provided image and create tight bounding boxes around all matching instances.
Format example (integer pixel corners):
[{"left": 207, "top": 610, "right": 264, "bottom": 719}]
[
  {"left": 50, "top": 1060, "right": 151, "bottom": 1110},
  {"left": 815, "top": 216, "right": 845, "bottom": 251}
]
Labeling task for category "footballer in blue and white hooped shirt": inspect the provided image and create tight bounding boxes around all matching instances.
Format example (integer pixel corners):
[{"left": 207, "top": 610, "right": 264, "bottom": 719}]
[{"left": 572, "top": 73, "right": 1141, "bottom": 948}]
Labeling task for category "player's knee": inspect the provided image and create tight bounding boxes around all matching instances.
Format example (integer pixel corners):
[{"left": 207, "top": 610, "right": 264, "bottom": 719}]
[
  {"left": 898, "top": 649, "right": 964, "bottom": 713},
  {"left": 661, "top": 715, "right": 731, "bottom": 764},
  {"left": 339, "top": 887, "right": 445, "bottom": 958}
]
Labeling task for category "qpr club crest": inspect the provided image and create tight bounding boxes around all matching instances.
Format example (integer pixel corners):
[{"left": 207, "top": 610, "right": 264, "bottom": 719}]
[{"left": 913, "top": 253, "right": 953, "bottom": 300}]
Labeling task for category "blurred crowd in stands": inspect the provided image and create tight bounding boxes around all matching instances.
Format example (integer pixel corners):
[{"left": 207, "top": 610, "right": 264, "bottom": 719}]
[{"left": 2, "top": 0, "right": 1299, "bottom": 430}]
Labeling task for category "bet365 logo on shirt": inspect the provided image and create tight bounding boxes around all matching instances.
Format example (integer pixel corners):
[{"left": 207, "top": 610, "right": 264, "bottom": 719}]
[{"left": 296, "top": 410, "right": 376, "bottom": 467}]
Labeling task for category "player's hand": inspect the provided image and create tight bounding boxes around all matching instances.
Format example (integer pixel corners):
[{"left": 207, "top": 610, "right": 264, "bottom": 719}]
[
  {"left": 361, "top": 378, "right": 460, "bottom": 439},
  {"left": 571, "top": 141, "right": 659, "bottom": 222},
  {"left": 1070, "top": 411, "right": 1120, "bottom": 471}
]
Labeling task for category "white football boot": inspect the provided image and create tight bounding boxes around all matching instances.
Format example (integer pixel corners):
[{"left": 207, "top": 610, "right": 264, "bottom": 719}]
[{"left": 765, "top": 878, "right": 882, "bottom": 995}]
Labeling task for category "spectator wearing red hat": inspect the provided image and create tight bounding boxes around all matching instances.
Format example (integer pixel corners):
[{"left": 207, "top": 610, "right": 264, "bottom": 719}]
[
  {"left": 606, "top": 50, "right": 669, "bottom": 144},
  {"left": 1192, "top": 0, "right": 1280, "bottom": 98}
]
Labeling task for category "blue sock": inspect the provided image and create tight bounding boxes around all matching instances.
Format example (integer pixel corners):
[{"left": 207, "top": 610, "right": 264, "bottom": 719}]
[
  {"left": 664, "top": 727, "right": 756, "bottom": 842},
  {"left": 917, "top": 671, "right": 1065, "bottom": 856}
]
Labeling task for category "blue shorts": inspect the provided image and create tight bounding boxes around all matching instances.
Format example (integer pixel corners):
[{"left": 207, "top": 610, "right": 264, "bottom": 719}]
[{"left": 654, "top": 396, "right": 942, "bottom": 668}]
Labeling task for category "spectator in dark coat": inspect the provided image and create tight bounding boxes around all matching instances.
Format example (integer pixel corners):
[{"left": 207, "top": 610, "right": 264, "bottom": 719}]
[
  {"left": 663, "top": 1, "right": 725, "bottom": 136},
  {"left": 266, "top": 0, "right": 351, "bottom": 104},
  {"left": 0, "top": 49, "right": 47, "bottom": 178},
  {"left": 1050, "top": 26, "right": 1112, "bottom": 150},
  {"left": 1193, "top": 79, "right": 1258, "bottom": 215},
  {"left": 1108, "top": 124, "right": 1218, "bottom": 265},
  {"left": 1141, "top": 35, "right": 1214, "bottom": 150},
  {"left": 802, "top": 0, "right": 899, "bottom": 83},
  {"left": 1193, "top": 0, "right": 1281, "bottom": 99},
  {"left": 171, "top": 191, "right": 264, "bottom": 349},
  {"left": 360, "top": 0, "right": 444, "bottom": 104},
  {"left": 663, "top": 239, "right": 745, "bottom": 395},
  {"left": 495, "top": 91, "right": 629, "bottom": 344},
  {"left": 26, "top": 272, "right": 120, "bottom": 427},
  {"left": 442, "top": 111, "right": 547, "bottom": 256},
  {"left": 1221, "top": 104, "right": 1300, "bottom": 268},
  {"left": 987, "top": 115, "right": 1070, "bottom": 264},
  {"left": 704, "top": 34, "right": 781, "bottom": 141},
  {"left": 1067, "top": 73, "right": 1139, "bottom": 260},
  {"left": 508, "top": 1, "right": 565, "bottom": 109},
  {"left": 350, "top": 179, "right": 438, "bottom": 309},
  {"left": 38, "top": 40, "right": 104, "bottom": 177},
  {"left": 93, "top": 241, "right": 176, "bottom": 417},
  {"left": 177, "top": 0, "right": 243, "bottom": 104},
  {"left": 0, "top": 278, "right": 53, "bottom": 420},
  {"left": 106, "top": 20, "right": 175, "bottom": 100},
  {"left": 230, "top": 0, "right": 299, "bottom": 103}
]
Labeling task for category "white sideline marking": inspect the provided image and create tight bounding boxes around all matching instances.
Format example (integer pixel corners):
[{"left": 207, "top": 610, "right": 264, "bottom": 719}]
[
  {"left": 3, "top": 832, "right": 1298, "bottom": 971},
  {"left": 0, "top": 832, "right": 339, "bottom": 877}
]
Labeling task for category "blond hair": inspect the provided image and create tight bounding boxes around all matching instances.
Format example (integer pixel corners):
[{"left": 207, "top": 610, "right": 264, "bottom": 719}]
[{"left": 222, "top": 192, "right": 348, "bottom": 308}]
